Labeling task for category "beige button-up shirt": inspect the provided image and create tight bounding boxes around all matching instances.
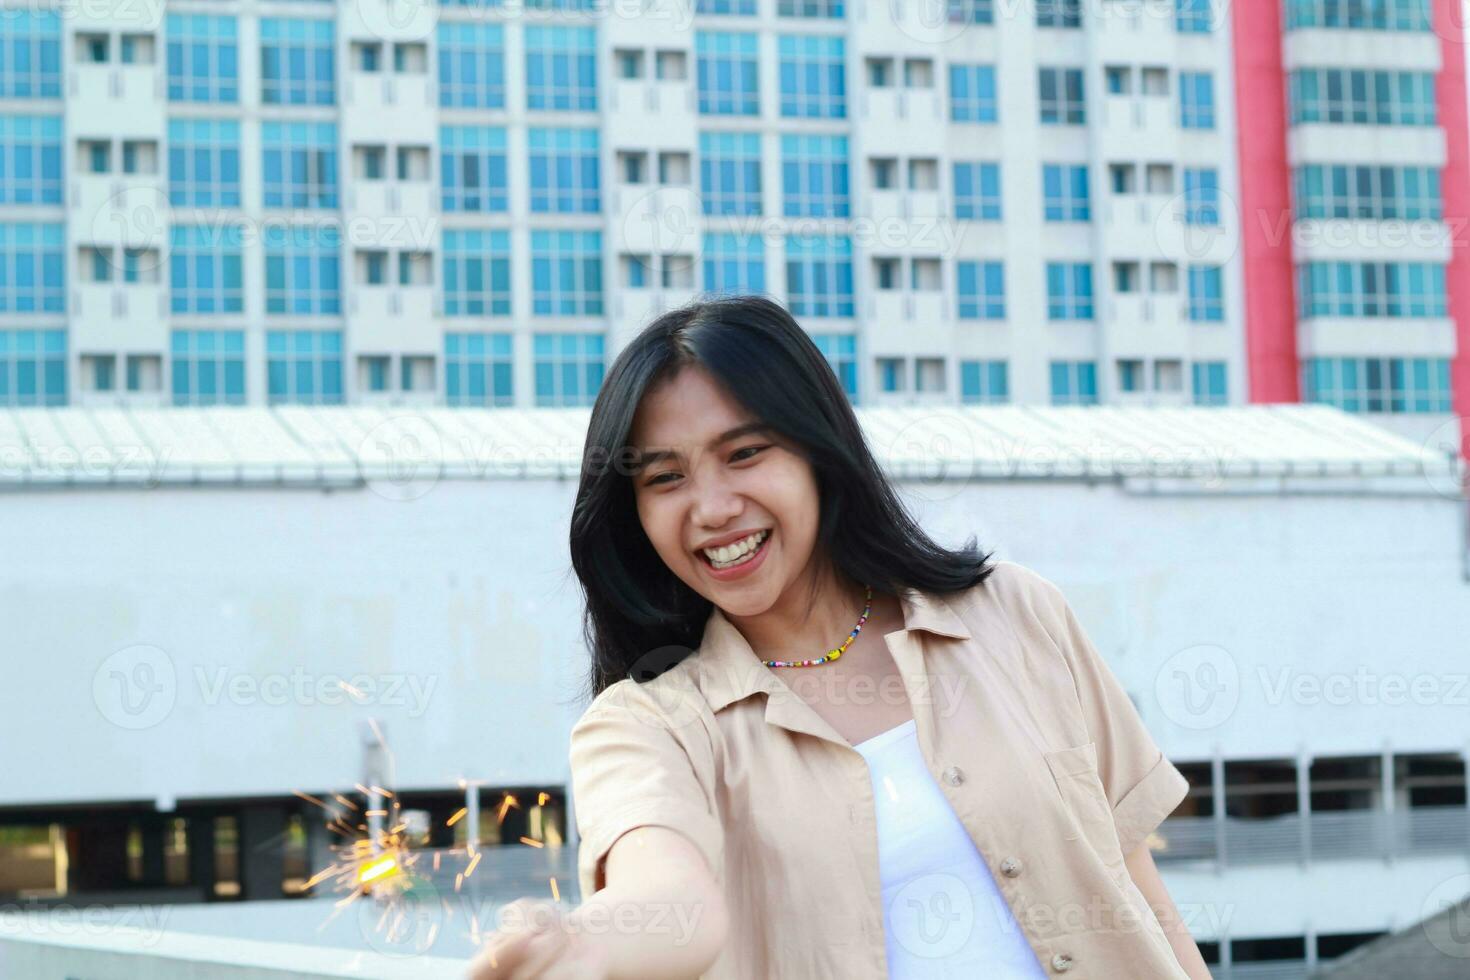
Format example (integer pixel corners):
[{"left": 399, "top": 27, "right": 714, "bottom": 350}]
[{"left": 568, "top": 560, "right": 1191, "bottom": 978}]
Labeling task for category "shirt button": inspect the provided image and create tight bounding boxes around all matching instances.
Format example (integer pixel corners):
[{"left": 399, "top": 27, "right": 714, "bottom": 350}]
[
  {"left": 942, "top": 765, "right": 965, "bottom": 786},
  {"left": 999, "top": 857, "right": 1022, "bottom": 878},
  {"left": 1051, "top": 952, "right": 1074, "bottom": 973}
]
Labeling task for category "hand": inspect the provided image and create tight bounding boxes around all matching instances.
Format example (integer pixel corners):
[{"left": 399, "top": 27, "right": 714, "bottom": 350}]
[{"left": 465, "top": 897, "right": 612, "bottom": 980}]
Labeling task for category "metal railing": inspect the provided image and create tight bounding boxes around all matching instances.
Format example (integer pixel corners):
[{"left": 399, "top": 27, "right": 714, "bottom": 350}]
[{"left": 1156, "top": 805, "right": 1470, "bottom": 866}]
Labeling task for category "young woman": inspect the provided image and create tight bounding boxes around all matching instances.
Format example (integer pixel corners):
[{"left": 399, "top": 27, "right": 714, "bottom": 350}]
[{"left": 468, "top": 296, "right": 1212, "bottom": 980}]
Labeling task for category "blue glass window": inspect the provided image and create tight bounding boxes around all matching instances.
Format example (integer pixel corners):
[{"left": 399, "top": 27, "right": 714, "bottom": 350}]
[
  {"left": 1179, "top": 70, "right": 1215, "bottom": 128},
  {"left": 1042, "top": 163, "right": 1090, "bottom": 221},
  {"left": 1049, "top": 360, "right": 1098, "bottom": 405},
  {"left": 1187, "top": 264, "right": 1224, "bottom": 322},
  {"left": 778, "top": 0, "right": 844, "bottom": 16},
  {"left": 1176, "top": 0, "right": 1214, "bottom": 32},
  {"left": 1285, "top": 0, "right": 1431, "bottom": 31},
  {"left": 950, "top": 64, "right": 998, "bottom": 122},
  {"left": 525, "top": 26, "right": 596, "bottom": 110},
  {"left": 169, "top": 225, "right": 244, "bottom": 314},
  {"left": 700, "top": 132, "right": 762, "bottom": 216},
  {"left": 533, "top": 332, "right": 604, "bottom": 406},
  {"left": 1302, "top": 357, "right": 1450, "bottom": 412},
  {"left": 0, "top": 223, "right": 63, "bottom": 313},
  {"left": 1292, "top": 164, "right": 1441, "bottom": 220},
  {"left": 1289, "top": 68, "right": 1435, "bottom": 125},
  {"left": 1183, "top": 167, "right": 1220, "bottom": 225},
  {"left": 785, "top": 234, "right": 853, "bottom": 317},
  {"left": 0, "top": 328, "right": 66, "bottom": 405},
  {"left": 1296, "top": 260, "right": 1447, "bottom": 318},
  {"left": 811, "top": 332, "right": 857, "bottom": 399},
  {"left": 260, "top": 18, "right": 334, "bottom": 106},
  {"left": 1190, "top": 361, "right": 1227, "bottom": 405},
  {"left": 781, "top": 133, "right": 849, "bottom": 218},
  {"left": 960, "top": 360, "right": 1009, "bottom": 404},
  {"left": 266, "top": 329, "right": 343, "bottom": 404},
  {"left": 696, "top": 32, "right": 759, "bottom": 115},
  {"left": 262, "top": 121, "right": 337, "bottom": 208},
  {"left": 166, "top": 14, "right": 239, "bottom": 103},
  {"left": 168, "top": 119, "right": 241, "bottom": 206},
  {"left": 1038, "top": 67, "right": 1084, "bottom": 124},
  {"left": 528, "top": 127, "right": 600, "bottom": 213},
  {"left": 263, "top": 224, "right": 341, "bottom": 315},
  {"left": 171, "top": 329, "right": 246, "bottom": 406},
  {"left": 957, "top": 261, "right": 1005, "bottom": 319},
  {"left": 1045, "top": 261, "right": 1093, "bottom": 319},
  {"left": 531, "top": 229, "right": 603, "bottom": 315},
  {"left": 778, "top": 34, "right": 845, "bottom": 118},
  {"left": 445, "top": 331, "right": 514, "bottom": 406},
  {"left": 438, "top": 23, "right": 505, "bottom": 109},
  {"left": 702, "top": 232, "right": 765, "bottom": 297},
  {"left": 440, "top": 126, "right": 509, "bottom": 212},
  {"left": 0, "top": 115, "right": 61, "bottom": 204},
  {"left": 442, "top": 229, "right": 511, "bottom": 316},
  {"left": 953, "top": 162, "right": 1001, "bottom": 220}
]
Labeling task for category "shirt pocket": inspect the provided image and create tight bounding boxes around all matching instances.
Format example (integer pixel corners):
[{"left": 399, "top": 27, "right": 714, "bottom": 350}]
[{"left": 1043, "top": 741, "right": 1128, "bottom": 880}]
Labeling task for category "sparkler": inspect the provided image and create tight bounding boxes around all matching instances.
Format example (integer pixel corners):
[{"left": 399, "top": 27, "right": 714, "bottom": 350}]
[{"left": 290, "top": 704, "right": 565, "bottom": 960}]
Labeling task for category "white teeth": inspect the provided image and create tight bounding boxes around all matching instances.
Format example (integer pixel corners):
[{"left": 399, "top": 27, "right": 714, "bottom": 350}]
[{"left": 703, "top": 530, "right": 769, "bottom": 567}]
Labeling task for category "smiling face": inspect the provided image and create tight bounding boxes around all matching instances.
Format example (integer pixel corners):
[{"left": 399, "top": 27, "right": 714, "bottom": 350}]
[{"left": 629, "top": 364, "right": 823, "bottom": 617}]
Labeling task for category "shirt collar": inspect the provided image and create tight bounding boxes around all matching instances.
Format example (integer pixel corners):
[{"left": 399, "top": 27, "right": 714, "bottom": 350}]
[{"left": 694, "top": 585, "right": 973, "bottom": 714}]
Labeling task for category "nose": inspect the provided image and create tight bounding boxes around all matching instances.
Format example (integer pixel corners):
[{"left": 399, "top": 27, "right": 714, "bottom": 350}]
[{"left": 689, "top": 473, "right": 744, "bottom": 534}]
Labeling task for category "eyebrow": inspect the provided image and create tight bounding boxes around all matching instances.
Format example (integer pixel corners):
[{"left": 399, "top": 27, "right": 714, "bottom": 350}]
[{"left": 632, "top": 422, "right": 772, "bottom": 471}]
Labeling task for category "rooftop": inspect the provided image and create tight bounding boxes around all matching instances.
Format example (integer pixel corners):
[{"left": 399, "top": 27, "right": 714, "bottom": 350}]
[{"left": 0, "top": 403, "right": 1457, "bottom": 493}]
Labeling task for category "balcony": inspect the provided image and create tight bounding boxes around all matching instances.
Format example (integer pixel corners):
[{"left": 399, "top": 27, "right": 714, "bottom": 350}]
[
  {"left": 1155, "top": 804, "right": 1470, "bottom": 866},
  {"left": 344, "top": 74, "right": 436, "bottom": 143},
  {"left": 72, "top": 285, "right": 169, "bottom": 348},
  {"left": 349, "top": 287, "right": 436, "bottom": 349},
  {"left": 345, "top": 182, "right": 438, "bottom": 226},
  {"left": 69, "top": 66, "right": 164, "bottom": 136},
  {"left": 612, "top": 186, "right": 703, "bottom": 256},
  {"left": 1107, "top": 293, "right": 1186, "bottom": 352}
]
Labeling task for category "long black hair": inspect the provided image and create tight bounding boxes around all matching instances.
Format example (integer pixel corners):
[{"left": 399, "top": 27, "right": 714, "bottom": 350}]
[{"left": 568, "top": 295, "right": 996, "bottom": 702}]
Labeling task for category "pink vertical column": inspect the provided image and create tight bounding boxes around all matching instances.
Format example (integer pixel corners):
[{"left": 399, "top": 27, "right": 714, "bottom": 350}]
[
  {"left": 1231, "top": 0, "right": 1299, "bottom": 403},
  {"left": 1435, "top": 0, "right": 1470, "bottom": 461}
]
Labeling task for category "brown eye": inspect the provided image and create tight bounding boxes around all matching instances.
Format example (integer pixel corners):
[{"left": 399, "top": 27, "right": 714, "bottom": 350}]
[{"left": 732, "top": 445, "right": 767, "bottom": 462}]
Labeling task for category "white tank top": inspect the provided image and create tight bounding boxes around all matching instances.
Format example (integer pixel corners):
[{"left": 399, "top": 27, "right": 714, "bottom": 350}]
[{"left": 851, "top": 719, "right": 1049, "bottom": 979}]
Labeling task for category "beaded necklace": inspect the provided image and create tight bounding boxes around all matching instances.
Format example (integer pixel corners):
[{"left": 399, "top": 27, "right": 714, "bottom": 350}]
[{"left": 761, "top": 584, "right": 873, "bottom": 668}]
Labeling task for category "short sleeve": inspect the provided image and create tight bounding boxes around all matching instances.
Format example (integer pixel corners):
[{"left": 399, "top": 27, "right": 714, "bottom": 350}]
[
  {"left": 1018, "top": 564, "right": 1191, "bottom": 857},
  {"left": 568, "top": 679, "right": 725, "bottom": 901}
]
